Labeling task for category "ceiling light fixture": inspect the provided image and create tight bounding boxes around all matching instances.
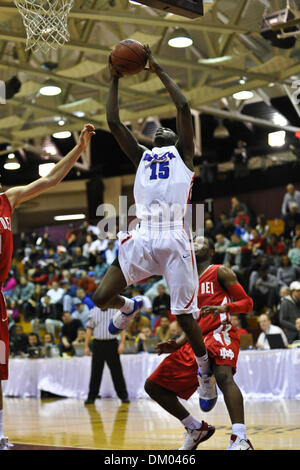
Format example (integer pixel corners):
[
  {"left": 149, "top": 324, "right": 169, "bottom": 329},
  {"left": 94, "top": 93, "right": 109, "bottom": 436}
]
[
  {"left": 213, "top": 120, "right": 230, "bottom": 138},
  {"left": 73, "top": 111, "right": 85, "bottom": 118},
  {"left": 4, "top": 154, "right": 20, "bottom": 170},
  {"left": 40, "top": 83, "right": 62, "bottom": 96},
  {"left": 39, "top": 162, "right": 55, "bottom": 177},
  {"left": 52, "top": 131, "right": 72, "bottom": 139},
  {"left": 198, "top": 56, "right": 233, "bottom": 64},
  {"left": 239, "top": 77, "right": 247, "bottom": 85},
  {"left": 232, "top": 91, "right": 254, "bottom": 100},
  {"left": 268, "top": 130, "right": 286, "bottom": 147},
  {"left": 54, "top": 214, "right": 86, "bottom": 221},
  {"left": 168, "top": 28, "right": 193, "bottom": 48}
]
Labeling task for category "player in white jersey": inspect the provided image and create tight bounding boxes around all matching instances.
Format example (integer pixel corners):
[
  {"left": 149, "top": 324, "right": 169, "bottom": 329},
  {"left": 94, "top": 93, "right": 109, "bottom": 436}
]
[{"left": 92, "top": 47, "right": 216, "bottom": 407}]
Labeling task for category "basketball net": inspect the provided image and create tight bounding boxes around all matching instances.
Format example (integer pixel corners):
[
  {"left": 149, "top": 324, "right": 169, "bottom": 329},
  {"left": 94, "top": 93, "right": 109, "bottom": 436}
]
[{"left": 14, "top": 0, "right": 74, "bottom": 53}]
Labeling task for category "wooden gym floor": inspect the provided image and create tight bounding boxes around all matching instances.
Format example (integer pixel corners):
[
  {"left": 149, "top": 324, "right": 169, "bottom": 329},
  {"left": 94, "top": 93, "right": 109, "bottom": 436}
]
[{"left": 3, "top": 396, "right": 300, "bottom": 451}]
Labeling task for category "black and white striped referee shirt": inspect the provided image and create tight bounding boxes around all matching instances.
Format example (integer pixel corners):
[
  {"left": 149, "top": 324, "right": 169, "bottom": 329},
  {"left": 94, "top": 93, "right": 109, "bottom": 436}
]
[{"left": 86, "top": 306, "right": 120, "bottom": 340}]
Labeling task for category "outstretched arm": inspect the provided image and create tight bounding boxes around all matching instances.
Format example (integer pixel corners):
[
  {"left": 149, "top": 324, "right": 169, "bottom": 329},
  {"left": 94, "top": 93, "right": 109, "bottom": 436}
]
[
  {"left": 5, "top": 124, "right": 95, "bottom": 210},
  {"left": 106, "top": 63, "right": 147, "bottom": 168},
  {"left": 145, "top": 46, "right": 194, "bottom": 171},
  {"left": 200, "top": 266, "right": 253, "bottom": 317}
]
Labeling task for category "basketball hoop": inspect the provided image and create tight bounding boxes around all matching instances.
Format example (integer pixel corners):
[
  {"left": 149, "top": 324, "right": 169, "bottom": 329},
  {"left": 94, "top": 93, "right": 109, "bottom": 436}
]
[{"left": 14, "top": 0, "right": 74, "bottom": 53}]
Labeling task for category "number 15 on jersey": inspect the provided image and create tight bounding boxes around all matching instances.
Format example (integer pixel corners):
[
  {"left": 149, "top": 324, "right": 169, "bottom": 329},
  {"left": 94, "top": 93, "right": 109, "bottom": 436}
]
[{"left": 150, "top": 161, "right": 170, "bottom": 180}]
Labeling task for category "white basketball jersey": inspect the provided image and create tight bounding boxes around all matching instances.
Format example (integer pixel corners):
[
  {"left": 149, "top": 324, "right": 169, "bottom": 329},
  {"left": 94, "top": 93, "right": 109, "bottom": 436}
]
[{"left": 134, "top": 145, "right": 194, "bottom": 228}]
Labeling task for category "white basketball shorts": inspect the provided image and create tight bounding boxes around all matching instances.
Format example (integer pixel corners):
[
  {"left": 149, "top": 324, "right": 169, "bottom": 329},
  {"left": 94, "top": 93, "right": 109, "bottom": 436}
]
[{"left": 117, "top": 223, "right": 199, "bottom": 317}]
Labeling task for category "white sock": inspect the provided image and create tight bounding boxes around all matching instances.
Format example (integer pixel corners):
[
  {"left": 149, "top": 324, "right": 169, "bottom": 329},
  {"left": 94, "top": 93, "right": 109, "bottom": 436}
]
[
  {"left": 181, "top": 414, "right": 203, "bottom": 430},
  {"left": 195, "top": 352, "right": 211, "bottom": 375},
  {"left": 0, "top": 409, "right": 3, "bottom": 438},
  {"left": 120, "top": 297, "right": 135, "bottom": 314},
  {"left": 232, "top": 423, "right": 246, "bottom": 440}
]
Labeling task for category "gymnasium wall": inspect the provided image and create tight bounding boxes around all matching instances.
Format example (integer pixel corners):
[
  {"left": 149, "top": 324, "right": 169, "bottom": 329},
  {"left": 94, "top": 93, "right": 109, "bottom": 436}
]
[
  {"left": 10, "top": 174, "right": 136, "bottom": 233},
  {"left": 212, "top": 184, "right": 297, "bottom": 221},
  {"left": 12, "top": 180, "right": 89, "bottom": 233}
]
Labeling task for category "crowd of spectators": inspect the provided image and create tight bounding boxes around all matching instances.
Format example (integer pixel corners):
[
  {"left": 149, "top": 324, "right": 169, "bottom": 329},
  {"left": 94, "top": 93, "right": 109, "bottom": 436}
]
[
  {"left": 4, "top": 183, "right": 300, "bottom": 357},
  {"left": 4, "top": 220, "right": 185, "bottom": 357},
  {"left": 202, "top": 185, "right": 300, "bottom": 348}
]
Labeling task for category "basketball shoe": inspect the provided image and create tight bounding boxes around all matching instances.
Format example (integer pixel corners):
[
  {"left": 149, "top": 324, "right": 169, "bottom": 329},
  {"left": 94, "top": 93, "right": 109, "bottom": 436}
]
[
  {"left": 197, "top": 370, "right": 218, "bottom": 412},
  {"left": 0, "top": 437, "right": 13, "bottom": 450},
  {"left": 227, "top": 434, "right": 254, "bottom": 450},
  {"left": 108, "top": 297, "right": 143, "bottom": 335},
  {"left": 179, "top": 421, "right": 215, "bottom": 450}
]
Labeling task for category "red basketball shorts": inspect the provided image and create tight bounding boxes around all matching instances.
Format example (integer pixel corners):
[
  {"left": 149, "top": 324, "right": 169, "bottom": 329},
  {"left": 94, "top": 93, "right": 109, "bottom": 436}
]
[
  {"left": 0, "top": 293, "right": 9, "bottom": 380},
  {"left": 148, "top": 328, "right": 240, "bottom": 400}
]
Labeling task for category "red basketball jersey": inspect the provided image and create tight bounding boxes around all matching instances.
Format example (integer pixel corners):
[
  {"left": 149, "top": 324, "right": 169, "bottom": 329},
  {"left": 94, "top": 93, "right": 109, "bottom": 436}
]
[
  {"left": 0, "top": 194, "right": 13, "bottom": 285},
  {"left": 197, "top": 264, "right": 234, "bottom": 335}
]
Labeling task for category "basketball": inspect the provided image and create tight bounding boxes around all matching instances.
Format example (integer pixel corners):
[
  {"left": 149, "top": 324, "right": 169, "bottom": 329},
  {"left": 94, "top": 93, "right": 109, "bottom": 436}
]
[{"left": 110, "top": 39, "right": 148, "bottom": 76}]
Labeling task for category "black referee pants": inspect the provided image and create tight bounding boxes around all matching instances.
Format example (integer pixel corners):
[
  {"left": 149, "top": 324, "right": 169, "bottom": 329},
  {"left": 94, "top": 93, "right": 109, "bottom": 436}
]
[{"left": 87, "top": 339, "right": 129, "bottom": 401}]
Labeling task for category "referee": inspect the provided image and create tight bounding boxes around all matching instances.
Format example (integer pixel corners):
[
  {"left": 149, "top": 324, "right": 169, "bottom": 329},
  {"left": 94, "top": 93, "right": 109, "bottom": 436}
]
[{"left": 84, "top": 306, "right": 130, "bottom": 404}]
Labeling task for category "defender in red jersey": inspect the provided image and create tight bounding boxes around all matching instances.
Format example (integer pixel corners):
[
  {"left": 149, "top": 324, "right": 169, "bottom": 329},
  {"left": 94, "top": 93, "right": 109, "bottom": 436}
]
[
  {"left": 145, "top": 238, "right": 254, "bottom": 450},
  {"left": 0, "top": 124, "right": 95, "bottom": 450},
  {"left": 0, "top": 194, "right": 13, "bottom": 384}
]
